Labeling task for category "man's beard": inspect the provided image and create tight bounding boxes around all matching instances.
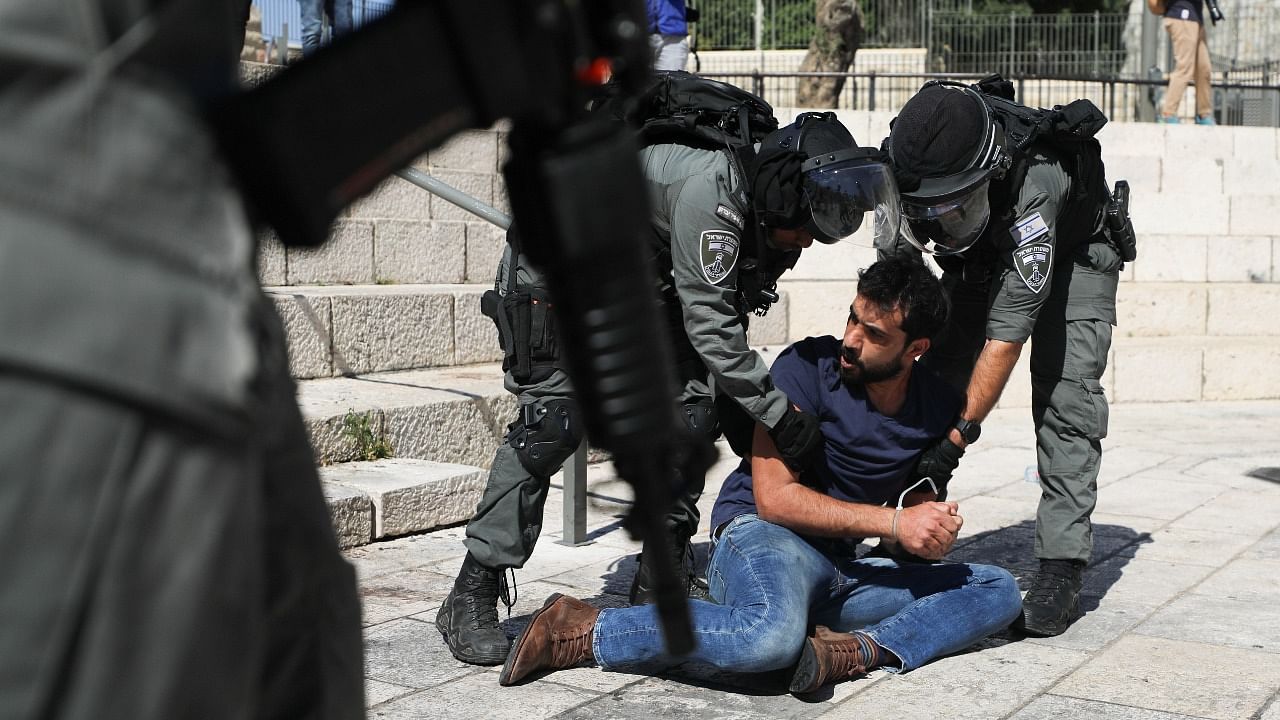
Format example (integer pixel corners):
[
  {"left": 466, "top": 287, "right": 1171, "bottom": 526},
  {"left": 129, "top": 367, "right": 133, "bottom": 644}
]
[{"left": 840, "top": 345, "right": 905, "bottom": 387}]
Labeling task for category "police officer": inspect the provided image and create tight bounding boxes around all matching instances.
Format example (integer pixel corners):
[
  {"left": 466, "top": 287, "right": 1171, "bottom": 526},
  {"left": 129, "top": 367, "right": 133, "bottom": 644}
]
[
  {"left": 878, "top": 82, "right": 1122, "bottom": 637},
  {"left": 437, "top": 110, "right": 906, "bottom": 665},
  {"left": 0, "top": 3, "right": 364, "bottom": 717}
]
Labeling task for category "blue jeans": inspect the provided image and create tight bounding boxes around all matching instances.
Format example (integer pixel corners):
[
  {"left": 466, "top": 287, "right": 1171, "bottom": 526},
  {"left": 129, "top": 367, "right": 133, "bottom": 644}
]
[
  {"left": 299, "top": 0, "right": 353, "bottom": 57},
  {"left": 593, "top": 514, "right": 1022, "bottom": 673}
]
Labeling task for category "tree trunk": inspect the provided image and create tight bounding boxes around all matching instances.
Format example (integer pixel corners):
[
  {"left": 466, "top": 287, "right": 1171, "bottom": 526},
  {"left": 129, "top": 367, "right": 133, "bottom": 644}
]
[{"left": 795, "top": 0, "right": 865, "bottom": 108}]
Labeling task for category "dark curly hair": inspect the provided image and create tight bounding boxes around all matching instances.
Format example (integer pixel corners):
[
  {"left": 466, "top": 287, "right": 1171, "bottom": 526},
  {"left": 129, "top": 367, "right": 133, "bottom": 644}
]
[{"left": 856, "top": 257, "right": 949, "bottom": 343}]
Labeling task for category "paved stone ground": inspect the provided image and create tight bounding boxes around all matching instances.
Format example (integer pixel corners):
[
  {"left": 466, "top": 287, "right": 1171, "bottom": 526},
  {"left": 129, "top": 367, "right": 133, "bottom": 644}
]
[{"left": 346, "top": 400, "right": 1280, "bottom": 719}]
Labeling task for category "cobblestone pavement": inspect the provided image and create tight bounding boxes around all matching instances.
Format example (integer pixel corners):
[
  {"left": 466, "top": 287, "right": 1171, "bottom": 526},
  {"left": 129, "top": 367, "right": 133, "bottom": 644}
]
[{"left": 346, "top": 400, "right": 1280, "bottom": 720}]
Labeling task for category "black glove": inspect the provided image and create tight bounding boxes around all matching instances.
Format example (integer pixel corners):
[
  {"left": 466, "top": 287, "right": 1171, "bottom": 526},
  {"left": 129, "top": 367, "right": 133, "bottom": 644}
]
[
  {"left": 914, "top": 436, "right": 965, "bottom": 497},
  {"left": 715, "top": 395, "right": 755, "bottom": 459},
  {"left": 767, "top": 405, "right": 822, "bottom": 470}
]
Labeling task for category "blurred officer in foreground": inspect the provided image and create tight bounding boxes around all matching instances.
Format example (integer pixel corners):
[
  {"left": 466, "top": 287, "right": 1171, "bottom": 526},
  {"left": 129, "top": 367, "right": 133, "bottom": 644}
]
[
  {"left": 436, "top": 108, "right": 901, "bottom": 665},
  {"left": 0, "top": 3, "right": 363, "bottom": 717},
  {"left": 879, "top": 81, "right": 1123, "bottom": 637}
]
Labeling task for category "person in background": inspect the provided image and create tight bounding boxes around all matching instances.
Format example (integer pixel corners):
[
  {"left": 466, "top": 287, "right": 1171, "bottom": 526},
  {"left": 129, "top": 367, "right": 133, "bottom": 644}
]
[
  {"left": 1159, "top": 0, "right": 1215, "bottom": 125},
  {"left": 299, "top": 0, "right": 353, "bottom": 58},
  {"left": 647, "top": 0, "right": 691, "bottom": 72}
]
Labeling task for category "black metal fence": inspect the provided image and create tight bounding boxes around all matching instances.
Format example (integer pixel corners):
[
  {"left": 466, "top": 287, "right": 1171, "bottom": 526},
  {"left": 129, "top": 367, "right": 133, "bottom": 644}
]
[
  {"left": 696, "top": 70, "right": 1280, "bottom": 126},
  {"left": 927, "top": 11, "right": 1128, "bottom": 77},
  {"left": 694, "top": 0, "right": 1279, "bottom": 80}
]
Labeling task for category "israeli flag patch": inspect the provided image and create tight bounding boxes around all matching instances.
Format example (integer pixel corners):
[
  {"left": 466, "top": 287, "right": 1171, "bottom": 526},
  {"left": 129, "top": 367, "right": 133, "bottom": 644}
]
[{"left": 1011, "top": 212, "right": 1050, "bottom": 246}]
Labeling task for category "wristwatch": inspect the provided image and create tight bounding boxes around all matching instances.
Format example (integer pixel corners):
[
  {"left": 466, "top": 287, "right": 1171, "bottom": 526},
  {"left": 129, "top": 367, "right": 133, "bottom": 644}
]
[{"left": 953, "top": 417, "right": 982, "bottom": 444}]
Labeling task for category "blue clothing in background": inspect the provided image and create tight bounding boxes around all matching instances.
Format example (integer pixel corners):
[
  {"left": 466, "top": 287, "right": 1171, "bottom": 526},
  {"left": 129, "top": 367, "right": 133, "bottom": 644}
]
[
  {"left": 710, "top": 335, "right": 962, "bottom": 536},
  {"left": 299, "top": 0, "right": 352, "bottom": 57},
  {"left": 647, "top": 0, "right": 688, "bottom": 36}
]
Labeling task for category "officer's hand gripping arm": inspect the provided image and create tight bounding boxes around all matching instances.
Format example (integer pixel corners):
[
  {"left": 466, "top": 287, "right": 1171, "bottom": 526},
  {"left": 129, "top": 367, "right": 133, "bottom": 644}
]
[{"left": 768, "top": 404, "right": 822, "bottom": 470}]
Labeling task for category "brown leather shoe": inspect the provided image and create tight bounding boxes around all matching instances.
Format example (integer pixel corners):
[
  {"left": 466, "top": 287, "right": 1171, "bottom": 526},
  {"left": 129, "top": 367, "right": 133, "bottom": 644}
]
[
  {"left": 499, "top": 593, "right": 600, "bottom": 686},
  {"left": 788, "top": 626, "right": 880, "bottom": 694}
]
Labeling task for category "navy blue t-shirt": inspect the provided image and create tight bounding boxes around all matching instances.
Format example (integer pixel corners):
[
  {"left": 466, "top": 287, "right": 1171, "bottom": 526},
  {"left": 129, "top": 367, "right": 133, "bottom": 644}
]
[
  {"left": 709, "top": 336, "right": 963, "bottom": 542},
  {"left": 1165, "top": 0, "right": 1204, "bottom": 24}
]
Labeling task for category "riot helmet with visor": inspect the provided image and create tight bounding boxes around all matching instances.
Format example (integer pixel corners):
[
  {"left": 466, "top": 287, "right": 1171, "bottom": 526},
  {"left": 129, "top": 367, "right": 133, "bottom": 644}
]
[
  {"left": 887, "top": 81, "right": 1010, "bottom": 255},
  {"left": 751, "top": 112, "right": 904, "bottom": 247}
]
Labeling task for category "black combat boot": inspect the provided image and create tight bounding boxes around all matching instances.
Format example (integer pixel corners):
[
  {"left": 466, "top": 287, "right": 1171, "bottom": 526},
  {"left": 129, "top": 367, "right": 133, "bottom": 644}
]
[
  {"left": 628, "top": 530, "right": 693, "bottom": 605},
  {"left": 1016, "top": 559, "right": 1085, "bottom": 637},
  {"left": 436, "top": 553, "right": 512, "bottom": 665}
]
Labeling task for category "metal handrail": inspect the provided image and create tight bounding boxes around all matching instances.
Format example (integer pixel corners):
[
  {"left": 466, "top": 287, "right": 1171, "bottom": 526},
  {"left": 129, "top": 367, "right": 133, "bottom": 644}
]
[
  {"left": 395, "top": 168, "right": 510, "bottom": 229},
  {"left": 393, "top": 167, "right": 592, "bottom": 546}
]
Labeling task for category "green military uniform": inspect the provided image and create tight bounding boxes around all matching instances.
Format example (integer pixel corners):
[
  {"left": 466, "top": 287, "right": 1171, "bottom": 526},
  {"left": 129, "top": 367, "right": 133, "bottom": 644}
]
[
  {"left": 0, "top": 3, "right": 364, "bottom": 717},
  {"left": 886, "top": 145, "right": 1120, "bottom": 564},
  {"left": 465, "top": 142, "right": 794, "bottom": 569}
]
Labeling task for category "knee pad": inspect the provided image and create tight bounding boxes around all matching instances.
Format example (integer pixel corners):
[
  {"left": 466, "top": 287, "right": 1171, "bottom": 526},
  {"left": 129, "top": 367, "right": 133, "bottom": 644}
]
[
  {"left": 680, "top": 398, "right": 719, "bottom": 438},
  {"left": 507, "top": 398, "right": 583, "bottom": 478}
]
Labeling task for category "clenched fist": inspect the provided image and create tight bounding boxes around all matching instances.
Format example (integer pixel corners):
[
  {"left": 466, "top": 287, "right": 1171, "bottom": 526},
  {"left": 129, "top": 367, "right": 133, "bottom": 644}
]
[{"left": 893, "top": 501, "right": 963, "bottom": 560}]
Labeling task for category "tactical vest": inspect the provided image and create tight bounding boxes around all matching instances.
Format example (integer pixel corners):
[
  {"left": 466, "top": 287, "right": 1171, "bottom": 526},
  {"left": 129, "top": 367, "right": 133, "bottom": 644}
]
[
  {"left": 594, "top": 71, "right": 789, "bottom": 316},
  {"left": 974, "top": 75, "right": 1112, "bottom": 254}
]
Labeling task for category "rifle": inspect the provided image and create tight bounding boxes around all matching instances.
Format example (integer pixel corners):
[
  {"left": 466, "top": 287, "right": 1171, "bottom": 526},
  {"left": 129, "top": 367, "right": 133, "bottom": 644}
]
[{"left": 211, "top": 0, "right": 705, "bottom": 654}]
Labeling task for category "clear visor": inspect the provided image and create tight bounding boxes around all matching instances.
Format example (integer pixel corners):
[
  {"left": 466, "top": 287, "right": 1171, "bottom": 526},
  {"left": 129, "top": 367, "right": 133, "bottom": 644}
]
[
  {"left": 802, "top": 158, "right": 903, "bottom": 245},
  {"left": 900, "top": 180, "right": 992, "bottom": 255}
]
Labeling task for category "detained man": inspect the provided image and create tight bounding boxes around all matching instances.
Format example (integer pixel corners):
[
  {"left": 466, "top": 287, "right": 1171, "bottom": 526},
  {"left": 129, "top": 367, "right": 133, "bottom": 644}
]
[{"left": 496, "top": 257, "right": 1023, "bottom": 694}]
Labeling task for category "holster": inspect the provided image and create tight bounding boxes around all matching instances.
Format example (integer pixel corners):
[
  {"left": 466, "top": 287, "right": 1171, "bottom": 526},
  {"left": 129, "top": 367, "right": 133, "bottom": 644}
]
[{"left": 481, "top": 285, "right": 561, "bottom": 384}]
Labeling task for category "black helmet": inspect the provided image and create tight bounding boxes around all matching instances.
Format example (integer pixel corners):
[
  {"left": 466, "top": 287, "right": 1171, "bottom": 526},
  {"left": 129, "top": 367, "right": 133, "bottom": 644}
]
[
  {"left": 751, "top": 112, "right": 903, "bottom": 246},
  {"left": 887, "top": 81, "right": 1010, "bottom": 255}
]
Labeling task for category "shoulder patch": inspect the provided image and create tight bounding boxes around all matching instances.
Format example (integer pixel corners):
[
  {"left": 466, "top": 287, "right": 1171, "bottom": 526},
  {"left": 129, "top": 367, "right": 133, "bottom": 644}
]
[
  {"left": 1011, "top": 211, "right": 1049, "bottom": 246},
  {"left": 1012, "top": 242, "right": 1053, "bottom": 294},
  {"left": 715, "top": 203, "right": 744, "bottom": 230},
  {"left": 700, "top": 230, "right": 740, "bottom": 285}
]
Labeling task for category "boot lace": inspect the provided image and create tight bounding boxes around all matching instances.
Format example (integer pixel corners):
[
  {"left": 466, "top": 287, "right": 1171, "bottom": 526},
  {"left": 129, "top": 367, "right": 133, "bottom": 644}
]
[
  {"left": 550, "top": 625, "right": 593, "bottom": 668},
  {"left": 825, "top": 631, "right": 877, "bottom": 680},
  {"left": 499, "top": 568, "right": 517, "bottom": 617},
  {"left": 462, "top": 567, "right": 518, "bottom": 629},
  {"left": 1025, "top": 562, "right": 1077, "bottom": 606}
]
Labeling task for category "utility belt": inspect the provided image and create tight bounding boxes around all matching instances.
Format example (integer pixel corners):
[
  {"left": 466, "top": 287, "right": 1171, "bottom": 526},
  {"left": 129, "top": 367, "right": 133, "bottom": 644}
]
[{"left": 481, "top": 284, "right": 562, "bottom": 384}]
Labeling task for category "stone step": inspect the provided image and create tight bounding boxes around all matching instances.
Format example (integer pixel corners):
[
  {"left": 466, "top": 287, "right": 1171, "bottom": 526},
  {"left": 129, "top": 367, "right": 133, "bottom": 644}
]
[
  {"left": 785, "top": 222, "right": 1278, "bottom": 284},
  {"left": 1123, "top": 234, "right": 1278, "bottom": 283},
  {"left": 321, "top": 458, "right": 488, "bottom": 548},
  {"left": 297, "top": 363, "right": 513, "bottom": 468},
  {"left": 812, "top": 111, "right": 1280, "bottom": 166},
  {"left": 301, "top": 330, "right": 1274, "bottom": 481},
  {"left": 267, "top": 283, "right": 502, "bottom": 380},
  {"left": 272, "top": 273, "right": 1276, "bottom": 385},
  {"left": 256, "top": 218, "right": 506, "bottom": 289},
  {"left": 781, "top": 279, "right": 1280, "bottom": 342},
  {"left": 997, "top": 334, "right": 1280, "bottom": 408},
  {"left": 271, "top": 282, "right": 790, "bottom": 381}
]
